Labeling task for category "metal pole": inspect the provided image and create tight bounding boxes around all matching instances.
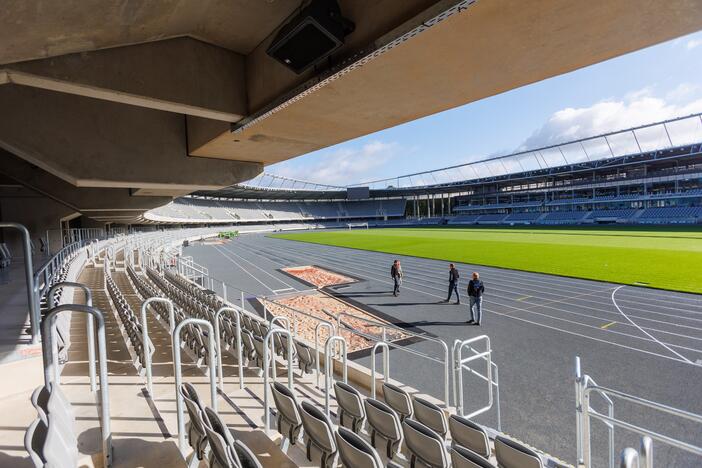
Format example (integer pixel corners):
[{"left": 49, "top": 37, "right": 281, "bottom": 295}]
[
  {"left": 324, "top": 336, "right": 347, "bottom": 418},
  {"left": 370, "top": 342, "right": 390, "bottom": 399},
  {"left": 0, "top": 223, "right": 37, "bottom": 343},
  {"left": 619, "top": 448, "right": 639, "bottom": 468},
  {"left": 141, "top": 297, "right": 174, "bottom": 395},
  {"left": 42, "top": 304, "right": 111, "bottom": 467},
  {"left": 640, "top": 436, "right": 652, "bottom": 468},
  {"left": 48, "top": 282, "right": 95, "bottom": 391}
]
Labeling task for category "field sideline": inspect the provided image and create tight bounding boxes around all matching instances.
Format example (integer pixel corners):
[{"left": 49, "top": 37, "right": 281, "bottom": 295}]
[{"left": 272, "top": 226, "right": 702, "bottom": 294}]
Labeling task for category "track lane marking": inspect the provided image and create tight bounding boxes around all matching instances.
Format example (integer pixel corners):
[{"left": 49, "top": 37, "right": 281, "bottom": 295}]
[
  {"left": 612, "top": 286, "right": 693, "bottom": 364},
  {"left": 251, "top": 240, "right": 702, "bottom": 342},
  {"left": 234, "top": 237, "right": 702, "bottom": 361},
  {"left": 600, "top": 321, "right": 617, "bottom": 330}
]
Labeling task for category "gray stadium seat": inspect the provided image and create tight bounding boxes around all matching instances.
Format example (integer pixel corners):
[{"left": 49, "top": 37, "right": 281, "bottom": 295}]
[
  {"left": 204, "top": 406, "right": 242, "bottom": 468},
  {"left": 382, "top": 383, "right": 413, "bottom": 422},
  {"left": 448, "top": 414, "right": 490, "bottom": 458},
  {"left": 412, "top": 397, "right": 448, "bottom": 439},
  {"left": 270, "top": 382, "right": 303, "bottom": 444},
  {"left": 24, "top": 418, "right": 47, "bottom": 468},
  {"left": 180, "top": 383, "right": 211, "bottom": 461},
  {"left": 334, "top": 382, "right": 366, "bottom": 433},
  {"left": 233, "top": 439, "right": 263, "bottom": 468},
  {"left": 451, "top": 445, "right": 496, "bottom": 468},
  {"left": 364, "top": 398, "right": 403, "bottom": 459},
  {"left": 494, "top": 435, "right": 543, "bottom": 468},
  {"left": 403, "top": 418, "right": 449, "bottom": 468},
  {"left": 295, "top": 340, "right": 316, "bottom": 376},
  {"left": 300, "top": 400, "right": 338, "bottom": 468},
  {"left": 335, "top": 426, "right": 384, "bottom": 468}
]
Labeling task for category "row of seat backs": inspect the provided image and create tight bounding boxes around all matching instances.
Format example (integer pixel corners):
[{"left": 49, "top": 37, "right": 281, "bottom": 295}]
[
  {"left": 336, "top": 380, "right": 544, "bottom": 468},
  {"left": 180, "top": 382, "right": 262, "bottom": 468},
  {"left": 25, "top": 383, "right": 79, "bottom": 468}
]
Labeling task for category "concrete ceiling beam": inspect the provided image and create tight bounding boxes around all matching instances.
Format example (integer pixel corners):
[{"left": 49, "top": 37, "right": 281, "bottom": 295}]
[
  {"left": 0, "top": 86, "right": 262, "bottom": 191},
  {"left": 4, "top": 37, "right": 247, "bottom": 122}
]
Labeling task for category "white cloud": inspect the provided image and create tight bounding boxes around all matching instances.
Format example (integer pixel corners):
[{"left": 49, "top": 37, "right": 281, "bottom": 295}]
[
  {"left": 519, "top": 90, "right": 702, "bottom": 151},
  {"left": 686, "top": 38, "right": 702, "bottom": 50},
  {"left": 271, "top": 140, "right": 399, "bottom": 185}
]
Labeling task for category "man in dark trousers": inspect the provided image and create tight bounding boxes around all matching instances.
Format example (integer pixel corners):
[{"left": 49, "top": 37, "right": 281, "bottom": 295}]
[
  {"left": 390, "top": 259, "right": 403, "bottom": 296},
  {"left": 467, "top": 272, "right": 485, "bottom": 325},
  {"left": 443, "top": 263, "right": 460, "bottom": 304}
]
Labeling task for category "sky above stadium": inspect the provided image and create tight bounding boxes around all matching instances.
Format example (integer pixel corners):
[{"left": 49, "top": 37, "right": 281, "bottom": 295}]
[{"left": 267, "top": 30, "right": 702, "bottom": 186}]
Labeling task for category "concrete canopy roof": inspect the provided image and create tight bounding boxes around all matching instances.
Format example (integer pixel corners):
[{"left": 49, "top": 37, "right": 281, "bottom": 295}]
[{"left": 0, "top": 0, "right": 701, "bottom": 223}]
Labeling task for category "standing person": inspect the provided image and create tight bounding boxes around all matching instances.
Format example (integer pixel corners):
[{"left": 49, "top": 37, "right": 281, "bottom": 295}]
[
  {"left": 467, "top": 272, "right": 485, "bottom": 325},
  {"left": 443, "top": 263, "right": 460, "bottom": 304},
  {"left": 390, "top": 259, "right": 403, "bottom": 296}
]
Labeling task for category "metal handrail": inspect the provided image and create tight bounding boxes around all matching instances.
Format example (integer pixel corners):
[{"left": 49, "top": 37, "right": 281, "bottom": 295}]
[
  {"left": 578, "top": 356, "right": 702, "bottom": 468},
  {"left": 324, "top": 335, "right": 347, "bottom": 418},
  {"left": 576, "top": 356, "right": 614, "bottom": 468},
  {"left": 263, "top": 328, "right": 294, "bottom": 435},
  {"left": 370, "top": 341, "right": 390, "bottom": 399},
  {"left": 41, "top": 304, "right": 111, "bottom": 467},
  {"left": 214, "top": 307, "right": 244, "bottom": 391},
  {"left": 453, "top": 336, "right": 500, "bottom": 428},
  {"left": 48, "top": 282, "right": 96, "bottom": 391},
  {"left": 336, "top": 311, "right": 451, "bottom": 406},
  {"left": 173, "top": 318, "right": 218, "bottom": 453},
  {"left": 620, "top": 448, "right": 639, "bottom": 468},
  {"left": 141, "top": 297, "right": 175, "bottom": 395},
  {"left": 314, "top": 322, "right": 334, "bottom": 388},
  {"left": 0, "top": 223, "right": 38, "bottom": 343}
]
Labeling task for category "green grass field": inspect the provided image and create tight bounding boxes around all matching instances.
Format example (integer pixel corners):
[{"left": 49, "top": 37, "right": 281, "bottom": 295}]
[{"left": 272, "top": 226, "right": 702, "bottom": 294}]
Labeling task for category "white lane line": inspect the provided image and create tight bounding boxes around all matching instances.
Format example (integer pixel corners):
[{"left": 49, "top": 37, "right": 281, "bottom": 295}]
[
  {"left": 612, "top": 286, "right": 693, "bottom": 364},
  {"left": 259, "top": 240, "right": 702, "bottom": 335},
  {"left": 212, "top": 244, "right": 280, "bottom": 294},
  {"left": 276, "top": 238, "right": 702, "bottom": 319},
  {"left": 218, "top": 242, "right": 298, "bottom": 291},
  {"left": 248, "top": 238, "right": 702, "bottom": 358}
]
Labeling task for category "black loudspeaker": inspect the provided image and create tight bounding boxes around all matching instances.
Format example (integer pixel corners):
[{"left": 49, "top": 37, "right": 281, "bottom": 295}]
[{"left": 267, "top": 0, "right": 354, "bottom": 74}]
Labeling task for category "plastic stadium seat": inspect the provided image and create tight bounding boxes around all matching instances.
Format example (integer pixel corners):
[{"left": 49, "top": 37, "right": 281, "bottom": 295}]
[
  {"left": 334, "top": 382, "right": 366, "bottom": 433},
  {"left": 494, "top": 435, "right": 543, "bottom": 468},
  {"left": 402, "top": 418, "right": 449, "bottom": 468},
  {"left": 451, "top": 445, "right": 496, "bottom": 468},
  {"left": 233, "top": 439, "right": 263, "bottom": 468},
  {"left": 271, "top": 382, "right": 303, "bottom": 444},
  {"left": 364, "top": 398, "right": 403, "bottom": 458},
  {"left": 412, "top": 396, "right": 448, "bottom": 439},
  {"left": 448, "top": 414, "right": 491, "bottom": 458},
  {"left": 25, "top": 418, "right": 47, "bottom": 467},
  {"left": 382, "top": 382, "right": 413, "bottom": 422},
  {"left": 335, "top": 426, "right": 384, "bottom": 468},
  {"left": 295, "top": 340, "right": 316, "bottom": 375},
  {"left": 204, "top": 407, "right": 242, "bottom": 468},
  {"left": 180, "top": 383, "right": 211, "bottom": 461},
  {"left": 300, "top": 400, "right": 338, "bottom": 468}
]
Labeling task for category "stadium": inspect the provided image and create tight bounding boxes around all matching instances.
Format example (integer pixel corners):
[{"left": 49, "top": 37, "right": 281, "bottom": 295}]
[{"left": 0, "top": 2, "right": 701, "bottom": 468}]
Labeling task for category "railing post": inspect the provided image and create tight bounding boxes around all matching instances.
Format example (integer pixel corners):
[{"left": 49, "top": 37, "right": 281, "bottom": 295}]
[
  {"left": 639, "top": 437, "right": 652, "bottom": 468},
  {"left": 0, "top": 223, "right": 38, "bottom": 343},
  {"left": 141, "top": 297, "right": 174, "bottom": 395}
]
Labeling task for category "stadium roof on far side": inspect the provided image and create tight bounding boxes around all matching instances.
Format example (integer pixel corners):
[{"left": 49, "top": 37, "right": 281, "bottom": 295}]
[
  {"left": 1, "top": 1, "right": 701, "bottom": 221},
  {"left": 194, "top": 113, "right": 702, "bottom": 200}
]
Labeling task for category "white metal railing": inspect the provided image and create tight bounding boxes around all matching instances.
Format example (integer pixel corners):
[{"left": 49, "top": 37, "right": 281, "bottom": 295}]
[
  {"left": 452, "top": 336, "right": 501, "bottom": 431},
  {"left": 336, "top": 311, "right": 451, "bottom": 407},
  {"left": 576, "top": 356, "right": 702, "bottom": 468}
]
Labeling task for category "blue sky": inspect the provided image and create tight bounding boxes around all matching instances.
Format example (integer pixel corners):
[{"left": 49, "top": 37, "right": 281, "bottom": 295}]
[{"left": 267, "top": 30, "right": 702, "bottom": 186}]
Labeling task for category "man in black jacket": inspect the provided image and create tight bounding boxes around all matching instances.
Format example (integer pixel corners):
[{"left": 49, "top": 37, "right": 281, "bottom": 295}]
[
  {"left": 390, "top": 260, "right": 402, "bottom": 296},
  {"left": 443, "top": 263, "right": 460, "bottom": 304},
  {"left": 467, "top": 272, "right": 485, "bottom": 325}
]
